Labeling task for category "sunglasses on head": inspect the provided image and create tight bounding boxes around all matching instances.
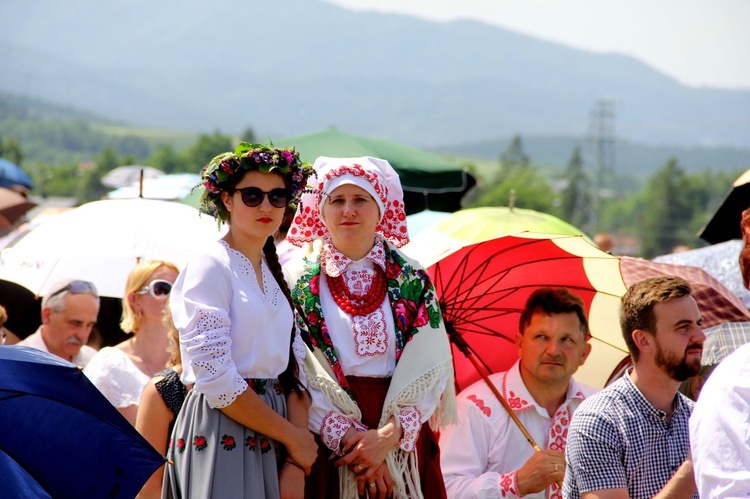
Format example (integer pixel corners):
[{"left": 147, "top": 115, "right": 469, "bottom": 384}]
[
  {"left": 48, "top": 280, "right": 99, "bottom": 300},
  {"left": 234, "top": 187, "right": 290, "bottom": 209},
  {"left": 136, "top": 279, "right": 173, "bottom": 298}
]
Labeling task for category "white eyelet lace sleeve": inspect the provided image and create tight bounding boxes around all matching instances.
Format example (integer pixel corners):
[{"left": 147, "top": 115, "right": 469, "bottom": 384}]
[{"left": 171, "top": 251, "right": 248, "bottom": 409}]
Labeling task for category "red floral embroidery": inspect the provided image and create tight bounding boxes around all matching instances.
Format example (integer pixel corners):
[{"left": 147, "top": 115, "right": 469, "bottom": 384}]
[
  {"left": 260, "top": 438, "right": 271, "bottom": 454},
  {"left": 193, "top": 435, "right": 207, "bottom": 451},
  {"left": 222, "top": 435, "right": 236, "bottom": 451},
  {"left": 467, "top": 394, "right": 492, "bottom": 417},
  {"left": 499, "top": 471, "right": 519, "bottom": 497},
  {"left": 546, "top": 407, "right": 573, "bottom": 454},
  {"left": 506, "top": 391, "right": 529, "bottom": 410},
  {"left": 397, "top": 406, "right": 422, "bottom": 452},
  {"left": 176, "top": 438, "right": 186, "bottom": 453},
  {"left": 321, "top": 412, "right": 354, "bottom": 455},
  {"left": 246, "top": 436, "right": 256, "bottom": 451}
]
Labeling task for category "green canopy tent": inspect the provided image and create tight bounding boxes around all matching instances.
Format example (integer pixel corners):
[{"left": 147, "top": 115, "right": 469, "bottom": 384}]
[{"left": 274, "top": 129, "right": 476, "bottom": 214}]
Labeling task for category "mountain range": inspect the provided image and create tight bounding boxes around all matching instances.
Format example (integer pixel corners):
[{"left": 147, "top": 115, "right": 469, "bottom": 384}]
[{"left": 1, "top": 0, "right": 749, "bottom": 154}]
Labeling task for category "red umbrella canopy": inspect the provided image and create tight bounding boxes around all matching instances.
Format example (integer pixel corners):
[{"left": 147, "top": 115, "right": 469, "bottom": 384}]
[
  {"left": 427, "top": 232, "right": 629, "bottom": 391},
  {"left": 619, "top": 256, "right": 750, "bottom": 328}
]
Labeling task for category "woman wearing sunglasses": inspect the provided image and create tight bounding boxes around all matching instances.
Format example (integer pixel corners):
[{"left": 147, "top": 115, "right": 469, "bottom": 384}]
[
  {"left": 84, "top": 260, "right": 179, "bottom": 425},
  {"left": 164, "top": 143, "right": 318, "bottom": 499}
]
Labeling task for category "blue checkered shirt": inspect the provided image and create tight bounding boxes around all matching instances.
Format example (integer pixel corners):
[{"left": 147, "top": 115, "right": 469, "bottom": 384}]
[{"left": 563, "top": 371, "right": 697, "bottom": 499}]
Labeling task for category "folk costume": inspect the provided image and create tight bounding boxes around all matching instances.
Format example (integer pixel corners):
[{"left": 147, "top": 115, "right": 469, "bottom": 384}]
[
  {"left": 439, "top": 361, "right": 596, "bottom": 499},
  {"left": 286, "top": 156, "right": 456, "bottom": 499},
  {"left": 163, "top": 144, "right": 313, "bottom": 499}
]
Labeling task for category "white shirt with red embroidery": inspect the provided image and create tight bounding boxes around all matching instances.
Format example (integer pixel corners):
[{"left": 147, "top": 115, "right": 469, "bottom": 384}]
[
  {"left": 439, "top": 361, "right": 596, "bottom": 499},
  {"left": 308, "top": 237, "right": 433, "bottom": 454}
]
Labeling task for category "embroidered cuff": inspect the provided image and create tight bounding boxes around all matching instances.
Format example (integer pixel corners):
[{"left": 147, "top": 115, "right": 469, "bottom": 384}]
[
  {"left": 499, "top": 470, "right": 520, "bottom": 498},
  {"left": 396, "top": 406, "right": 422, "bottom": 452},
  {"left": 320, "top": 412, "right": 355, "bottom": 456}
]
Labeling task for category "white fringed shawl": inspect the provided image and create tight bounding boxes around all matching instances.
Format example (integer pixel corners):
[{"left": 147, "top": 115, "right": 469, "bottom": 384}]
[{"left": 287, "top": 241, "right": 457, "bottom": 498}]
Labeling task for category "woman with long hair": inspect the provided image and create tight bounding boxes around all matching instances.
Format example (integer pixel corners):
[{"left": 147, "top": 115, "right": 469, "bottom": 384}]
[{"left": 164, "top": 143, "right": 317, "bottom": 498}]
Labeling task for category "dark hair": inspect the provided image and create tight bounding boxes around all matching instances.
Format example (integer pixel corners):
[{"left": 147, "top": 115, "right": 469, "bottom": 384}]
[
  {"left": 200, "top": 143, "right": 312, "bottom": 224},
  {"left": 740, "top": 208, "right": 750, "bottom": 289},
  {"left": 263, "top": 236, "right": 305, "bottom": 398},
  {"left": 619, "top": 275, "right": 692, "bottom": 361},
  {"left": 518, "top": 287, "right": 589, "bottom": 339}
]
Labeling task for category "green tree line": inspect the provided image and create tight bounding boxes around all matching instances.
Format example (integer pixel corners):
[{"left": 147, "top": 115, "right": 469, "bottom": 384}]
[{"left": 1, "top": 130, "right": 740, "bottom": 258}]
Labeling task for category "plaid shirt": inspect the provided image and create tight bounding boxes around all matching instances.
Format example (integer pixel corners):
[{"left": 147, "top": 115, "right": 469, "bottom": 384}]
[{"left": 563, "top": 370, "right": 697, "bottom": 499}]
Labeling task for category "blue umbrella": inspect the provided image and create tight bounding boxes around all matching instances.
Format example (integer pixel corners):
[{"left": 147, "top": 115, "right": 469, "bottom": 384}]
[
  {"left": 0, "top": 158, "right": 34, "bottom": 190},
  {"left": 0, "top": 346, "right": 165, "bottom": 498}
]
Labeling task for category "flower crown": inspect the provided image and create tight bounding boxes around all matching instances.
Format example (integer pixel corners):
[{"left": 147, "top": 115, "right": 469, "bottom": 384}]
[{"left": 199, "top": 142, "right": 313, "bottom": 223}]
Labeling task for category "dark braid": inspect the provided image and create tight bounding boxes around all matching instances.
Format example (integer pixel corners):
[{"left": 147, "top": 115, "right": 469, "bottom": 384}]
[{"left": 263, "top": 236, "right": 304, "bottom": 397}]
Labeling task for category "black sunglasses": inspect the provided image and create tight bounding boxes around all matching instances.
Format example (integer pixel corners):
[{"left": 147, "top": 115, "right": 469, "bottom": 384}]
[
  {"left": 136, "top": 279, "right": 173, "bottom": 298},
  {"left": 234, "top": 187, "right": 290, "bottom": 209},
  {"left": 48, "top": 280, "right": 99, "bottom": 300}
]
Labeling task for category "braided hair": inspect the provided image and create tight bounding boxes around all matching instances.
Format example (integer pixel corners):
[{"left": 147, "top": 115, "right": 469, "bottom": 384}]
[{"left": 263, "top": 235, "right": 304, "bottom": 397}]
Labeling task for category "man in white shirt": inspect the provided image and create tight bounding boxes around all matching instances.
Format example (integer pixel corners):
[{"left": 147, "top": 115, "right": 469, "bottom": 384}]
[
  {"left": 19, "top": 278, "right": 99, "bottom": 367},
  {"left": 690, "top": 209, "right": 750, "bottom": 496},
  {"left": 440, "top": 287, "right": 595, "bottom": 499}
]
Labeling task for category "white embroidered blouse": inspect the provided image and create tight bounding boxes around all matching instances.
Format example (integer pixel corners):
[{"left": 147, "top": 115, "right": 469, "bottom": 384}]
[
  {"left": 170, "top": 240, "right": 305, "bottom": 409},
  {"left": 439, "top": 361, "right": 596, "bottom": 499},
  {"left": 306, "top": 238, "right": 442, "bottom": 453}
]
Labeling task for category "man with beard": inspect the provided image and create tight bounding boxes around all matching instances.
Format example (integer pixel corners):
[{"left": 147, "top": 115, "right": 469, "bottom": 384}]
[
  {"left": 19, "top": 278, "right": 100, "bottom": 367},
  {"left": 563, "top": 276, "right": 703, "bottom": 499}
]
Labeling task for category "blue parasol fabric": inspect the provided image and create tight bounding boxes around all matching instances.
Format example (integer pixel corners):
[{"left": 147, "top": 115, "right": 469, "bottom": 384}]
[
  {"left": 0, "top": 346, "right": 165, "bottom": 498},
  {"left": 0, "top": 158, "right": 34, "bottom": 190}
]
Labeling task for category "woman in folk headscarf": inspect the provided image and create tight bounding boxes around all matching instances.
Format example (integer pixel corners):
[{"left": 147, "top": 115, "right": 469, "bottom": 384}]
[{"left": 285, "top": 156, "right": 456, "bottom": 499}]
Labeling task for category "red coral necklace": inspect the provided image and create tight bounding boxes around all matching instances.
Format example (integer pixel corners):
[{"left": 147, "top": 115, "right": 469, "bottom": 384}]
[{"left": 327, "top": 266, "right": 388, "bottom": 316}]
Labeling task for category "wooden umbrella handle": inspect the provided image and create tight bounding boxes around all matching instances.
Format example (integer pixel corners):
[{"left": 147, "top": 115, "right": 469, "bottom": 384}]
[
  {"left": 463, "top": 352, "right": 542, "bottom": 451},
  {"left": 446, "top": 323, "right": 562, "bottom": 488}
]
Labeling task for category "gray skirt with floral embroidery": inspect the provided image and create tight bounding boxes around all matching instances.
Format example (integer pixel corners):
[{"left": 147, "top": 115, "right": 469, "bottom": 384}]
[{"left": 163, "top": 379, "right": 287, "bottom": 499}]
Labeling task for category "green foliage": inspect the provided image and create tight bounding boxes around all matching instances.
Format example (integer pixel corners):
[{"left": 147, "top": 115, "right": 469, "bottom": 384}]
[
  {"left": 559, "top": 147, "right": 591, "bottom": 229},
  {"left": 639, "top": 157, "right": 694, "bottom": 258},
  {"left": 476, "top": 167, "right": 556, "bottom": 213},
  {"left": 241, "top": 127, "right": 257, "bottom": 144},
  {"left": 148, "top": 144, "right": 185, "bottom": 174},
  {"left": 498, "top": 134, "right": 531, "bottom": 175},
  {"left": 185, "top": 131, "right": 234, "bottom": 172},
  {"left": 0, "top": 134, "right": 24, "bottom": 165}
]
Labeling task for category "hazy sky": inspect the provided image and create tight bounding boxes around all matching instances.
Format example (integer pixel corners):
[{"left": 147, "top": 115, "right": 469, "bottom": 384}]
[{"left": 326, "top": 0, "right": 750, "bottom": 90}]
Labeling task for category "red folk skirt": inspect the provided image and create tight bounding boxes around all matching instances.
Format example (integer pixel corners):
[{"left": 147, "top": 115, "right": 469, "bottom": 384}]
[{"left": 304, "top": 375, "right": 446, "bottom": 499}]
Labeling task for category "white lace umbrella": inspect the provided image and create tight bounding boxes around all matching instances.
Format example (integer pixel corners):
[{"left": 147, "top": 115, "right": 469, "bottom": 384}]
[{"left": 0, "top": 198, "right": 225, "bottom": 298}]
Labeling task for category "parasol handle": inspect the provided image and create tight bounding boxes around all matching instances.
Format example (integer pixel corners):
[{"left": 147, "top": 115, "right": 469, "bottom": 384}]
[
  {"left": 445, "top": 322, "right": 541, "bottom": 451},
  {"left": 464, "top": 348, "right": 541, "bottom": 452},
  {"left": 446, "top": 322, "right": 563, "bottom": 489}
]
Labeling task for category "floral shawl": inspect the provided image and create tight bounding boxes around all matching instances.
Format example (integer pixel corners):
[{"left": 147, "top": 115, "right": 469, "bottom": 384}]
[{"left": 286, "top": 238, "right": 456, "bottom": 499}]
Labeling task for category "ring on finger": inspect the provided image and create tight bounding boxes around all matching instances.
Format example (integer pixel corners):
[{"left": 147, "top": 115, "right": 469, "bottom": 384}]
[
  {"left": 356, "top": 464, "right": 364, "bottom": 472},
  {"left": 369, "top": 482, "right": 377, "bottom": 488},
  {"left": 554, "top": 463, "right": 559, "bottom": 472}
]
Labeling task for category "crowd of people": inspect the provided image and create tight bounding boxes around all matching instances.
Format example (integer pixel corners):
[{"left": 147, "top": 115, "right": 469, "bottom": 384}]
[{"left": 4, "top": 142, "right": 750, "bottom": 498}]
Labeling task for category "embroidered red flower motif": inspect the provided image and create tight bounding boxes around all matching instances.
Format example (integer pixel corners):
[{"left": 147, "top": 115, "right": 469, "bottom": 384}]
[
  {"left": 309, "top": 274, "right": 320, "bottom": 294},
  {"left": 500, "top": 474, "right": 512, "bottom": 493},
  {"left": 394, "top": 298, "right": 417, "bottom": 332},
  {"left": 260, "top": 438, "right": 271, "bottom": 454},
  {"left": 274, "top": 380, "right": 283, "bottom": 395},
  {"left": 246, "top": 436, "right": 256, "bottom": 451},
  {"left": 307, "top": 310, "right": 320, "bottom": 326},
  {"left": 467, "top": 394, "right": 492, "bottom": 417},
  {"left": 176, "top": 438, "right": 186, "bottom": 453},
  {"left": 222, "top": 435, "right": 236, "bottom": 451},
  {"left": 414, "top": 303, "right": 429, "bottom": 327},
  {"left": 193, "top": 435, "right": 207, "bottom": 451}
]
